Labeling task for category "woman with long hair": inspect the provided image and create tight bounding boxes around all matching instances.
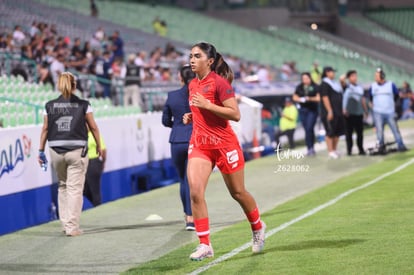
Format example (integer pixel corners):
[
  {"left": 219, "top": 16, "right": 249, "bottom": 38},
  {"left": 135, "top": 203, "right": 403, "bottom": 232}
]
[
  {"left": 292, "top": 72, "right": 320, "bottom": 156},
  {"left": 183, "top": 42, "right": 266, "bottom": 261}
]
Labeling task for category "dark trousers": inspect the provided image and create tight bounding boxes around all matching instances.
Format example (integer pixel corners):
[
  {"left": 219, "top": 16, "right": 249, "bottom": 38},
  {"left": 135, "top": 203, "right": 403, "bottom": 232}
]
[
  {"left": 171, "top": 142, "right": 192, "bottom": 216},
  {"left": 345, "top": 114, "right": 364, "bottom": 154},
  {"left": 84, "top": 158, "right": 104, "bottom": 206},
  {"left": 275, "top": 129, "right": 296, "bottom": 149},
  {"left": 299, "top": 108, "right": 318, "bottom": 150}
]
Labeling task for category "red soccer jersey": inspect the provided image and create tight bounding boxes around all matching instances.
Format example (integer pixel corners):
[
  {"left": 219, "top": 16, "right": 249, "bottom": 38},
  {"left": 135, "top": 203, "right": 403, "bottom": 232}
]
[{"left": 188, "top": 71, "right": 239, "bottom": 149}]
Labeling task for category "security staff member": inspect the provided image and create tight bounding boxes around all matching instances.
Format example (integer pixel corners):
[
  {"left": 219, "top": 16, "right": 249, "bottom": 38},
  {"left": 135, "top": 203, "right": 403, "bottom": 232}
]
[
  {"left": 84, "top": 126, "right": 107, "bottom": 207},
  {"left": 124, "top": 54, "right": 144, "bottom": 110},
  {"left": 162, "top": 65, "right": 195, "bottom": 231},
  {"left": 38, "top": 72, "right": 102, "bottom": 237},
  {"left": 369, "top": 68, "right": 407, "bottom": 153}
]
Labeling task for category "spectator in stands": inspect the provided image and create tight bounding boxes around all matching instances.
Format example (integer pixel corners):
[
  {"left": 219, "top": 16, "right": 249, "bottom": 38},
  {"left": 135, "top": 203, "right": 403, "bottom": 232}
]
[
  {"left": 124, "top": 54, "right": 144, "bottom": 109},
  {"left": 256, "top": 65, "right": 270, "bottom": 87},
  {"left": 38, "top": 72, "right": 102, "bottom": 236},
  {"left": 159, "top": 20, "right": 168, "bottom": 37},
  {"left": 94, "top": 27, "right": 105, "bottom": 42},
  {"left": 110, "top": 30, "right": 124, "bottom": 59},
  {"left": 84, "top": 125, "right": 106, "bottom": 207},
  {"left": 149, "top": 47, "right": 162, "bottom": 68},
  {"left": 12, "top": 25, "right": 26, "bottom": 46},
  {"left": 38, "top": 61, "right": 54, "bottom": 87},
  {"left": 184, "top": 42, "right": 265, "bottom": 261},
  {"left": 30, "top": 21, "right": 40, "bottom": 38},
  {"left": 280, "top": 61, "right": 292, "bottom": 81},
  {"left": 134, "top": 51, "right": 147, "bottom": 67},
  {"left": 162, "top": 64, "right": 196, "bottom": 231},
  {"left": 71, "top": 38, "right": 82, "bottom": 57},
  {"left": 50, "top": 54, "right": 66, "bottom": 90},
  {"left": 152, "top": 17, "right": 161, "bottom": 34},
  {"left": 275, "top": 97, "right": 298, "bottom": 149},
  {"left": 90, "top": 0, "right": 99, "bottom": 17},
  {"left": 399, "top": 81, "right": 414, "bottom": 120},
  {"left": 310, "top": 61, "right": 322, "bottom": 84},
  {"left": 21, "top": 44, "right": 32, "bottom": 59},
  {"left": 0, "top": 34, "right": 7, "bottom": 49},
  {"left": 293, "top": 72, "right": 320, "bottom": 156},
  {"left": 95, "top": 50, "right": 112, "bottom": 98},
  {"left": 5, "top": 34, "right": 14, "bottom": 51},
  {"left": 342, "top": 70, "right": 368, "bottom": 156},
  {"left": 369, "top": 68, "right": 408, "bottom": 153},
  {"left": 320, "top": 66, "right": 345, "bottom": 159},
  {"left": 82, "top": 41, "right": 91, "bottom": 59}
]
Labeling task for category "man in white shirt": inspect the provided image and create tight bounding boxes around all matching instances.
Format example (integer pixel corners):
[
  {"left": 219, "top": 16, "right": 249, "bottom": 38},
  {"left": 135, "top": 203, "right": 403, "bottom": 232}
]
[{"left": 50, "top": 55, "right": 66, "bottom": 90}]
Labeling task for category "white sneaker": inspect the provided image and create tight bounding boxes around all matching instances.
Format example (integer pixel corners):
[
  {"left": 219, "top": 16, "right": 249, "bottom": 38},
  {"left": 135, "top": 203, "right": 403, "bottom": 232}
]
[
  {"left": 252, "top": 221, "right": 266, "bottom": 253},
  {"left": 189, "top": 243, "right": 214, "bottom": 261},
  {"left": 329, "top": 151, "right": 339, "bottom": 159}
]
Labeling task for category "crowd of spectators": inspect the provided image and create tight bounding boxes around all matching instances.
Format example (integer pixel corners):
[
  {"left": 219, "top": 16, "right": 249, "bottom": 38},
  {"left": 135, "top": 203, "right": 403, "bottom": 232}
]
[
  {"left": 0, "top": 22, "right": 190, "bottom": 93},
  {"left": 0, "top": 21, "right": 302, "bottom": 90}
]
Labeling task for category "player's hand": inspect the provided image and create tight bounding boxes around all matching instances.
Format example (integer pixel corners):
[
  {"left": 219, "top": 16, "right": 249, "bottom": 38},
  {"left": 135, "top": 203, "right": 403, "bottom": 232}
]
[
  {"left": 191, "top": 93, "right": 211, "bottom": 109},
  {"left": 183, "top": 112, "right": 192, "bottom": 125},
  {"left": 343, "top": 110, "right": 348, "bottom": 117},
  {"left": 327, "top": 111, "right": 334, "bottom": 121}
]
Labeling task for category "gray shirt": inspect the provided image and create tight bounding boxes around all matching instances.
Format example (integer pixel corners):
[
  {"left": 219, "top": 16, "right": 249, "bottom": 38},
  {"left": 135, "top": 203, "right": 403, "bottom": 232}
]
[{"left": 343, "top": 83, "right": 365, "bottom": 115}]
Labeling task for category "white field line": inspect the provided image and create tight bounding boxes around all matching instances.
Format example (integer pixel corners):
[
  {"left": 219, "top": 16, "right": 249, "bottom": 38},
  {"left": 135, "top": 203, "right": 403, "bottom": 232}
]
[{"left": 189, "top": 158, "right": 414, "bottom": 275}]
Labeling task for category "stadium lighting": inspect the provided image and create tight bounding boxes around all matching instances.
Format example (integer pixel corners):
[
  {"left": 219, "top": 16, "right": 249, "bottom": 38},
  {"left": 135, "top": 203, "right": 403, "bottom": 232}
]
[{"left": 310, "top": 23, "right": 318, "bottom": 30}]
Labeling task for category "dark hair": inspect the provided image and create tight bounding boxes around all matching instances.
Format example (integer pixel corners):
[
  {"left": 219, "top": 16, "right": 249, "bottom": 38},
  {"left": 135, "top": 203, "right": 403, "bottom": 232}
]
[
  {"left": 180, "top": 65, "right": 195, "bottom": 85},
  {"left": 215, "top": 52, "right": 234, "bottom": 84},
  {"left": 346, "top": 70, "right": 357, "bottom": 78},
  {"left": 301, "top": 72, "right": 315, "bottom": 85},
  {"left": 192, "top": 42, "right": 217, "bottom": 61},
  {"left": 191, "top": 42, "right": 233, "bottom": 83}
]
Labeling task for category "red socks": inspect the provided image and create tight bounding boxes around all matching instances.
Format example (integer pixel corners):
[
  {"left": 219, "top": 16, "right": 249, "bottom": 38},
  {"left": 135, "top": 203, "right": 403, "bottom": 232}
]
[
  {"left": 246, "top": 207, "right": 262, "bottom": 231},
  {"left": 194, "top": 217, "right": 210, "bottom": 245},
  {"left": 194, "top": 208, "right": 261, "bottom": 245}
]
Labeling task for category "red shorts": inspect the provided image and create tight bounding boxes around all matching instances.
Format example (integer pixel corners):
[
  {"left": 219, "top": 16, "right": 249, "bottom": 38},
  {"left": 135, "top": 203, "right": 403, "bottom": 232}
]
[{"left": 188, "top": 144, "right": 245, "bottom": 174}]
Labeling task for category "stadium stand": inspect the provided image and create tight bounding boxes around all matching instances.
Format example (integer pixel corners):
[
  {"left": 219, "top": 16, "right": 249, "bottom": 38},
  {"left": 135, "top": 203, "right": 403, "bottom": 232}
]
[
  {"left": 0, "top": 74, "right": 174, "bottom": 127},
  {"left": 366, "top": 8, "right": 414, "bottom": 41},
  {"left": 341, "top": 14, "right": 414, "bottom": 52},
  {"left": 1, "top": 0, "right": 413, "bottom": 128},
  {"left": 263, "top": 25, "right": 412, "bottom": 85},
  {"left": 33, "top": 0, "right": 412, "bottom": 85}
]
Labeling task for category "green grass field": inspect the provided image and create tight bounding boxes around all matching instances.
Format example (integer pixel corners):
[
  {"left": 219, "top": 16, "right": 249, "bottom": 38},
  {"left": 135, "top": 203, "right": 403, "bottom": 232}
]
[{"left": 124, "top": 150, "right": 414, "bottom": 275}]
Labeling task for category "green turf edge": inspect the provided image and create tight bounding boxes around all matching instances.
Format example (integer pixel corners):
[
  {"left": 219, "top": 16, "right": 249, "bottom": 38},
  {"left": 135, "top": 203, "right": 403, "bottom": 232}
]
[{"left": 122, "top": 149, "right": 414, "bottom": 275}]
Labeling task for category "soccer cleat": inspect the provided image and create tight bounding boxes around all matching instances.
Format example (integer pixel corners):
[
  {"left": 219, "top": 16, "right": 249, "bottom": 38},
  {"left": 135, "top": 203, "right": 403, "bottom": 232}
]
[
  {"left": 252, "top": 221, "right": 266, "bottom": 253},
  {"left": 189, "top": 243, "right": 214, "bottom": 261}
]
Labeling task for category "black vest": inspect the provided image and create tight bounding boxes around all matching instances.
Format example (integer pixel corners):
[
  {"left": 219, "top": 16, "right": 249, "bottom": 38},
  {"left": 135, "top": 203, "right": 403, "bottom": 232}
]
[
  {"left": 46, "top": 94, "right": 89, "bottom": 153},
  {"left": 125, "top": 63, "right": 141, "bottom": 86}
]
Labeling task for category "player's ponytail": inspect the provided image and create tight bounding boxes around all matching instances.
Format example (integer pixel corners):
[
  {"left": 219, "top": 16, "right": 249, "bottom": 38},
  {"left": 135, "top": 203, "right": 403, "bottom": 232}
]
[{"left": 214, "top": 52, "right": 234, "bottom": 84}]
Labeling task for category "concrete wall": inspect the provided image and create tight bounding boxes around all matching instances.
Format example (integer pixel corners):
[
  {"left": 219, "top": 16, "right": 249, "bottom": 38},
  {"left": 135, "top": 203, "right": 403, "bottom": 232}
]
[{"left": 204, "top": 7, "right": 290, "bottom": 30}]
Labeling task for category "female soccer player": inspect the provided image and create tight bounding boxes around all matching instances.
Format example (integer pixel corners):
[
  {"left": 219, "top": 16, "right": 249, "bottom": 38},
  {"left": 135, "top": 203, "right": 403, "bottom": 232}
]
[{"left": 183, "top": 42, "right": 266, "bottom": 261}]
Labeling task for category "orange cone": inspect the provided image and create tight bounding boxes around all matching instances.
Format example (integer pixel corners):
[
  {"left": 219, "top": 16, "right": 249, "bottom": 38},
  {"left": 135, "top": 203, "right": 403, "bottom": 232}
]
[{"left": 252, "top": 130, "right": 260, "bottom": 159}]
